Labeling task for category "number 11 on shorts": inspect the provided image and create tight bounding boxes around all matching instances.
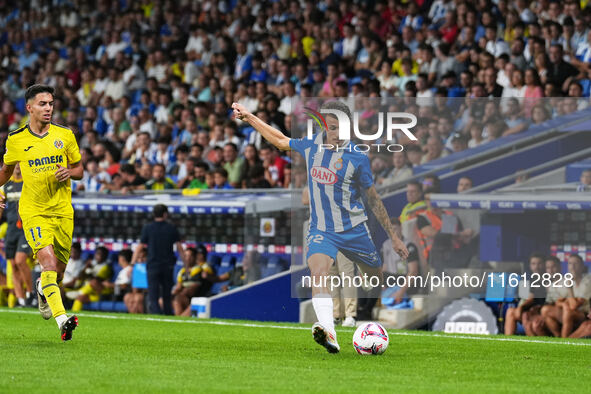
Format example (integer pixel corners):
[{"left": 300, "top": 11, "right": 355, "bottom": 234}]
[{"left": 29, "top": 226, "right": 42, "bottom": 241}]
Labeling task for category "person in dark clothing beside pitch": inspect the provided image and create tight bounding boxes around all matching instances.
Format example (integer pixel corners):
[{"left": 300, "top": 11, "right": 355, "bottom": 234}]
[{"left": 133, "top": 204, "right": 185, "bottom": 315}]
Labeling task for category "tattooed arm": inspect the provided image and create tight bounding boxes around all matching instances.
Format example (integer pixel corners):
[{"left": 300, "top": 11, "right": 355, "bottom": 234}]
[{"left": 366, "top": 185, "right": 409, "bottom": 259}]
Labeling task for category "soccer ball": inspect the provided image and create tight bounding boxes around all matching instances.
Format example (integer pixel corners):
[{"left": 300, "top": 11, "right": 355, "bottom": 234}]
[{"left": 352, "top": 322, "right": 389, "bottom": 355}]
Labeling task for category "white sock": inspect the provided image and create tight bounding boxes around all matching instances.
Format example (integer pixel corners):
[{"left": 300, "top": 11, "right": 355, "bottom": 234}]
[
  {"left": 18, "top": 298, "right": 26, "bottom": 306},
  {"left": 55, "top": 314, "right": 68, "bottom": 328},
  {"left": 25, "top": 291, "right": 31, "bottom": 299},
  {"left": 312, "top": 294, "right": 335, "bottom": 334}
]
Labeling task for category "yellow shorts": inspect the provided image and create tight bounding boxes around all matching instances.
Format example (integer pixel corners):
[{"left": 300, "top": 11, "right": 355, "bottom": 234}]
[{"left": 22, "top": 215, "right": 74, "bottom": 264}]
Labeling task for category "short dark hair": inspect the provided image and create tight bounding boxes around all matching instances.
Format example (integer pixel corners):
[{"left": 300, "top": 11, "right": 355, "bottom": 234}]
[
  {"left": 213, "top": 168, "right": 228, "bottom": 178},
  {"left": 224, "top": 142, "right": 238, "bottom": 152},
  {"left": 175, "top": 144, "right": 189, "bottom": 155},
  {"left": 153, "top": 204, "right": 168, "bottom": 218},
  {"left": 153, "top": 163, "right": 166, "bottom": 171},
  {"left": 529, "top": 252, "right": 546, "bottom": 262},
  {"left": 422, "top": 175, "right": 441, "bottom": 194},
  {"left": 186, "top": 247, "right": 197, "bottom": 257},
  {"left": 196, "top": 244, "right": 208, "bottom": 258},
  {"left": 190, "top": 142, "right": 204, "bottom": 152},
  {"left": 196, "top": 162, "right": 210, "bottom": 171},
  {"left": 120, "top": 163, "right": 136, "bottom": 175},
  {"left": 25, "top": 84, "right": 55, "bottom": 102},
  {"left": 96, "top": 246, "right": 109, "bottom": 257},
  {"left": 119, "top": 249, "right": 133, "bottom": 263},
  {"left": 72, "top": 242, "right": 81, "bottom": 251},
  {"left": 546, "top": 256, "right": 561, "bottom": 268}
]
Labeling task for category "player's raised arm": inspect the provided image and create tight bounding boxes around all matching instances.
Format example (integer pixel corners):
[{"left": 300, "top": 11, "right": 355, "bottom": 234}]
[
  {"left": 365, "top": 185, "right": 409, "bottom": 259},
  {"left": 232, "top": 103, "right": 291, "bottom": 151}
]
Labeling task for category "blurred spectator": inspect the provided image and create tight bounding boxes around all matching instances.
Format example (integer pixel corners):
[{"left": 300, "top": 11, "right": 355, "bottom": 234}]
[
  {"left": 541, "top": 254, "right": 591, "bottom": 337},
  {"left": 384, "top": 218, "right": 422, "bottom": 304},
  {"left": 576, "top": 169, "right": 591, "bottom": 192},
  {"left": 70, "top": 246, "right": 113, "bottom": 312},
  {"left": 145, "top": 163, "right": 176, "bottom": 190},
  {"left": 547, "top": 44, "right": 580, "bottom": 93},
  {"left": 222, "top": 143, "right": 244, "bottom": 188},
  {"left": 77, "top": 157, "right": 110, "bottom": 192},
  {"left": 213, "top": 168, "right": 233, "bottom": 190},
  {"left": 400, "top": 181, "right": 426, "bottom": 224},
  {"left": 450, "top": 132, "right": 469, "bottom": 153},
  {"left": 187, "top": 162, "right": 210, "bottom": 190},
  {"left": 120, "top": 163, "right": 147, "bottom": 194},
  {"left": 504, "top": 253, "right": 546, "bottom": 336},
  {"left": 406, "top": 145, "right": 424, "bottom": 167},
  {"left": 457, "top": 176, "right": 473, "bottom": 193},
  {"left": 372, "top": 155, "right": 391, "bottom": 184},
  {"left": 260, "top": 145, "right": 287, "bottom": 187},
  {"left": 125, "top": 248, "right": 148, "bottom": 314},
  {"left": 172, "top": 246, "right": 216, "bottom": 316},
  {"left": 176, "top": 157, "right": 198, "bottom": 189},
  {"left": 103, "top": 249, "right": 133, "bottom": 302},
  {"left": 216, "top": 250, "right": 262, "bottom": 291},
  {"left": 417, "top": 194, "right": 475, "bottom": 272},
  {"left": 558, "top": 254, "right": 591, "bottom": 337},
  {"left": 421, "top": 137, "right": 448, "bottom": 163},
  {"left": 383, "top": 151, "right": 412, "bottom": 186},
  {"left": 245, "top": 164, "right": 272, "bottom": 189},
  {"left": 422, "top": 175, "right": 441, "bottom": 194}
]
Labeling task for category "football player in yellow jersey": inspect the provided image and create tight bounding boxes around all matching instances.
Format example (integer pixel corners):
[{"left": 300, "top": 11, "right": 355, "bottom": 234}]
[{"left": 0, "top": 84, "right": 83, "bottom": 341}]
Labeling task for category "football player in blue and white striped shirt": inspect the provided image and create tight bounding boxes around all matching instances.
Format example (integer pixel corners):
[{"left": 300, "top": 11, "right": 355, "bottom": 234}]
[{"left": 232, "top": 101, "right": 408, "bottom": 353}]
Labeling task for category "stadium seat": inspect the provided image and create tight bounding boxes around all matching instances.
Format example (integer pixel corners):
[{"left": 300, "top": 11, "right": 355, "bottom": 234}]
[
  {"left": 207, "top": 254, "right": 221, "bottom": 267},
  {"left": 261, "top": 256, "right": 286, "bottom": 278},
  {"left": 131, "top": 263, "right": 148, "bottom": 289},
  {"left": 219, "top": 255, "right": 236, "bottom": 271},
  {"left": 209, "top": 256, "right": 236, "bottom": 295}
]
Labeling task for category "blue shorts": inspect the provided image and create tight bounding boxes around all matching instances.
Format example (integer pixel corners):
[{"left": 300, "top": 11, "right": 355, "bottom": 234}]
[{"left": 306, "top": 222, "right": 382, "bottom": 268}]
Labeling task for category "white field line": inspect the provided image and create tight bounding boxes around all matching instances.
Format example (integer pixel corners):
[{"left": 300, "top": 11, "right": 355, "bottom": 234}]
[{"left": 1, "top": 308, "right": 590, "bottom": 347}]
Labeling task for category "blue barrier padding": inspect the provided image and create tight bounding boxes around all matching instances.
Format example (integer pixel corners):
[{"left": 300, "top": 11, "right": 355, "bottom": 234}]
[{"left": 209, "top": 271, "right": 300, "bottom": 322}]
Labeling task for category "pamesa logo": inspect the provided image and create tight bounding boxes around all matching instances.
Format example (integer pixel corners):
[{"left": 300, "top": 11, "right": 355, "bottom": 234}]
[{"left": 304, "top": 106, "right": 418, "bottom": 152}]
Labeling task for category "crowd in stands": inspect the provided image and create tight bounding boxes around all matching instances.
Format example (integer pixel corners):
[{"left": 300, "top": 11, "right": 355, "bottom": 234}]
[{"left": 0, "top": 0, "right": 590, "bottom": 192}]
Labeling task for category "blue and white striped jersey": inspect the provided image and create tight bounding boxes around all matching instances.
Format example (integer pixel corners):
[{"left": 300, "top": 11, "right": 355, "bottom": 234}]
[{"left": 290, "top": 133, "right": 373, "bottom": 233}]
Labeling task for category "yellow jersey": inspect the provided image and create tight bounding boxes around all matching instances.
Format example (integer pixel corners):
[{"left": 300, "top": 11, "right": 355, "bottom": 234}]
[{"left": 3, "top": 123, "right": 81, "bottom": 220}]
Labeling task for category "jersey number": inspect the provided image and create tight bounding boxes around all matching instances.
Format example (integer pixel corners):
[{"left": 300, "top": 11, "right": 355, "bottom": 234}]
[
  {"left": 307, "top": 234, "right": 324, "bottom": 245},
  {"left": 29, "top": 227, "right": 42, "bottom": 242}
]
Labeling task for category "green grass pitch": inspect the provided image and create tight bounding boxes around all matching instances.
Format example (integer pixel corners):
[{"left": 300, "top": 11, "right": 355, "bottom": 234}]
[{"left": 1, "top": 308, "right": 589, "bottom": 393}]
